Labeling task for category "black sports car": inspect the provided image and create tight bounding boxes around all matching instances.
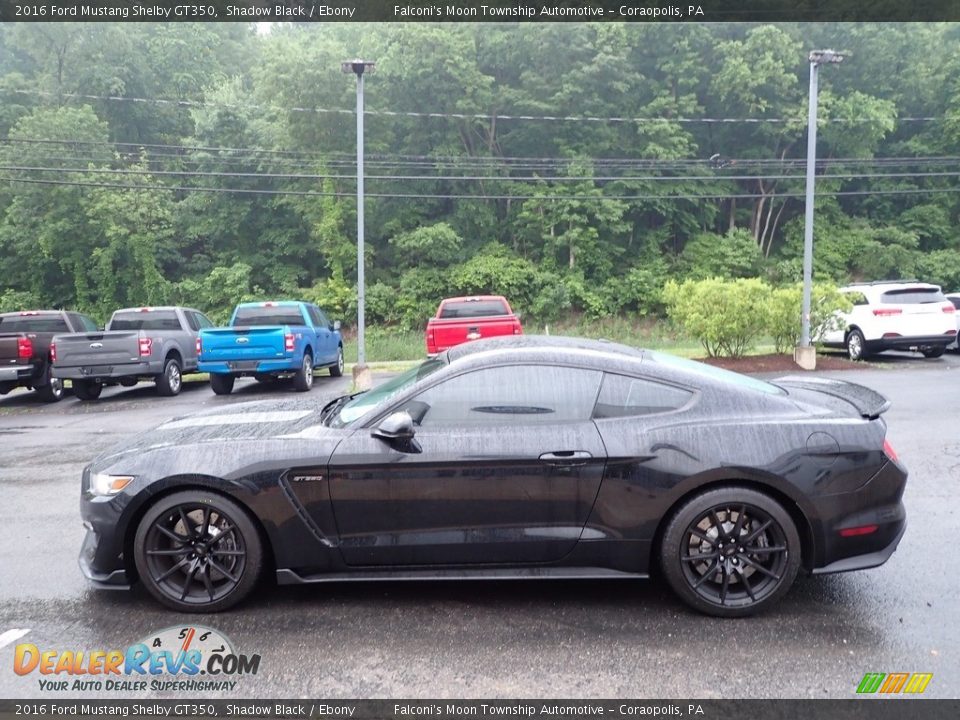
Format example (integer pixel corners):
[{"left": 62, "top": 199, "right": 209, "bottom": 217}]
[{"left": 79, "top": 336, "right": 907, "bottom": 617}]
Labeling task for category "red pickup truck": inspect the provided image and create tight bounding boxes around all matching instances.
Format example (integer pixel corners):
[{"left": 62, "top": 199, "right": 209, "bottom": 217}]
[{"left": 425, "top": 295, "right": 523, "bottom": 356}]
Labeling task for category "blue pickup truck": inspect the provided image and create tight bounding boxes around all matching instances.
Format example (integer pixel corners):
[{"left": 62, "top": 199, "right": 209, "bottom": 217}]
[{"left": 198, "top": 301, "right": 344, "bottom": 395}]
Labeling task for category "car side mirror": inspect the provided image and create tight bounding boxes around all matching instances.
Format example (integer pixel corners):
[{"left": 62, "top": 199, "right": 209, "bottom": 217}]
[
  {"left": 371, "top": 411, "right": 416, "bottom": 441},
  {"left": 332, "top": 320, "right": 341, "bottom": 331}
]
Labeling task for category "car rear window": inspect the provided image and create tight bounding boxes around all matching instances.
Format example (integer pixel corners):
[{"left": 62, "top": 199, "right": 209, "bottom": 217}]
[
  {"left": 0, "top": 315, "right": 69, "bottom": 332},
  {"left": 109, "top": 310, "right": 181, "bottom": 331},
  {"left": 593, "top": 374, "right": 693, "bottom": 418},
  {"left": 880, "top": 288, "right": 946, "bottom": 304},
  {"left": 233, "top": 306, "right": 305, "bottom": 326},
  {"left": 439, "top": 299, "right": 510, "bottom": 319}
]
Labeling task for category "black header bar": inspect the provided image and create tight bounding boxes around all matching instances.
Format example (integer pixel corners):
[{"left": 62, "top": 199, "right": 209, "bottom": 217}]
[{"left": 1, "top": 0, "right": 960, "bottom": 22}]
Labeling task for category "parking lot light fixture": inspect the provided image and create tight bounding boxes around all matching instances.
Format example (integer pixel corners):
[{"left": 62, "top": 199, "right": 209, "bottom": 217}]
[
  {"left": 797, "top": 49, "right": 845, "bottom": 370},
  {"left": 342, "top": 59, "right": 375, "bottom": 388}
]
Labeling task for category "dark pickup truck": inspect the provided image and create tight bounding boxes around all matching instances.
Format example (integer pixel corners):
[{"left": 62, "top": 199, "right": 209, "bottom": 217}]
[
  {"left": 51, "top": 306, "right": 214, "bottom": 400},
  {"left": 0, "top": 310, "right": 99, "bottom": 402}
]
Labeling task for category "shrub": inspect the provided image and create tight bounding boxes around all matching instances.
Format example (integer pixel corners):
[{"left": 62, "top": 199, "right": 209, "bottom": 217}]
[
  {"left": 679, "top": 229, "right": 763, "bottom": 280},
  {"left": 766, "top": 283, "right": 853, "bottom": 354},
  {"left": 662, "top": 277, "right": 770, "bottom": 357}
]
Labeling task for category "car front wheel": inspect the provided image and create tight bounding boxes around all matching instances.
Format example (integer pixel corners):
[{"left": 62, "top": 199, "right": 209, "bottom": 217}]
[
  {"left": 330, "top": 346, "right": 344, "bottom": 377},
  {"left": 660, "top": 487, "right": 801, "bottom": 617},
  {"left": 134, "top": 490, "right": 263, "bottom": 612}
]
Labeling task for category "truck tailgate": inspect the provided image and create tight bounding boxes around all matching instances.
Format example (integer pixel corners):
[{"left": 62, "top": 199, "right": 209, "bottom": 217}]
[
  {"left": 0, "top": 335, "right": 25, "bottom": 365},
  {"left": 429, "top": 315, "right": 520, "bottom": 351},
  {"left": 52, "top": 332, "right": 142, "bottom": 368},
  {"left": 200, "top": 327, "right": 287, "bottom": 361}
]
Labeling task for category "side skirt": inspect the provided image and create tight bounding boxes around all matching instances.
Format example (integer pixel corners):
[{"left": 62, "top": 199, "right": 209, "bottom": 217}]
[{"left": 277, "top": 567, "right": 649, "bottom": 585}]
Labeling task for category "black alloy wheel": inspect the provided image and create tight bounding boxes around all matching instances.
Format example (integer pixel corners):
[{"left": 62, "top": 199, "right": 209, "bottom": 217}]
[
  {"left": 661, "top": 487, "right": 800, "bottom": 617},
  {"left": 134, "top": 491, "right": 263, "bottom": 612}
]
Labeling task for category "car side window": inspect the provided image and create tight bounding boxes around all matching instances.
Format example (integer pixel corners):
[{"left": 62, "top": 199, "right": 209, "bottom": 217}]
[
  {"left": 845, "top": 291, "right": 868, "bottom": 306},
  {"left": 194, "top": 312, "right": 215, "bottom": 329},
  {"left": 184, "top": 311, "right": 201, "bottom": 332},
  {"left": 315, "top": 308, "right": 330, "bottom": 328},
  {"left": 403, "top": 365, "right": 602, "bottom": 428},
  {"left": 306, "top": 305, "right": 324, "bottom": 327},
  {"left": 76, "top": 314, "right": 99, "bottom": 332},
  {"left": 593, "top": 373, "right": 693, "bottom": 419}
]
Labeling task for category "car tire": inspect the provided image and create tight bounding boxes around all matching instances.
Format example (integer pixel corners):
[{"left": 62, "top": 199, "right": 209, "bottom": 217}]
[
  {"left": 155, "top": 357, "right": 182, "bottom": 397},
  {"left": 846, "top": 329, "right": 868, "bottom": 361},
  {"left": 119, "top": 377, "right": 139, "bottom": 388},
  {"left": 293, "top": 352, "right": 314, "bottom": 392},
  {"left": 134, "top": 490, "right": 263, "bottom": 613},
  {"left": 73, "top": 379, "right": 103, "bottom": 401},
  {"left": 36, "top": 365, "right": 63, "bottom": 403},
  {"left": 660, "top": 486, "right": 801, "bottom": 618},
  {"left": 329, "top": 345, "right": 344, "bottom": 377},
  {"left": 920, "top": 345, "right": 945, "bottom": 359},
  {"left": 209, "top": 373, "right": 235, "bottom": 395}
]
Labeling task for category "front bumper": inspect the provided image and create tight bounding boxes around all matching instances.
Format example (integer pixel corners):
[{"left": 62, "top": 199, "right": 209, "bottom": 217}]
[
  {"left": 79, "top": 524, "right": 131, "bottom": 589},
  {"left": 53, "top": 361, "right": 162, "bottom": 382},
  {"left": 79, "top": 468, "right": 134, "bottom": 590}
]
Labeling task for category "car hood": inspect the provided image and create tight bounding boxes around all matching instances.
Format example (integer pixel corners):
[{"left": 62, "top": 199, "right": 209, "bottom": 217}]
[{"left": 91, "top": 397, "right": 343, "bottom": 472}]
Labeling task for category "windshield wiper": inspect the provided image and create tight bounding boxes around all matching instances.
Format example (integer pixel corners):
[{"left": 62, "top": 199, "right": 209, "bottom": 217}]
[{"left": 320, "top": 392, "right": 364, "bottom": 425}]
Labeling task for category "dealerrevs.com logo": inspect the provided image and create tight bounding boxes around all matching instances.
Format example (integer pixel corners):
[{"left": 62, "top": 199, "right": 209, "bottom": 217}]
[
  {"left": 13, "top": 626, "right": 260, "bottom": 693},
  {"left": 856, "top": 672, "right": 933, "bottom": 695}
]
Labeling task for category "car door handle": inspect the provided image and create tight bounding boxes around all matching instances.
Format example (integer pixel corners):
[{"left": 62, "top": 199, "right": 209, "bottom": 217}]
[{"left": 539, "top": 451, "right": 593, "bottom": 466}]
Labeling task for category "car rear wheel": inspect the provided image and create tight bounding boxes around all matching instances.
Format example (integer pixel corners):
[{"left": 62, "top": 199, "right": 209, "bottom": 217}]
[
  {"left": 660, "top": 487, "right": 801, "bottom": 617},
  {"left": 36, "top": 366, "right": 63, "bottom": 403},
  {"left": 920, "top": 345, "right": 945, "bottom": 359},
  {"left": 134, "top": 490, "right": 263, "bottom": 612},
  {"left": 209, "top": 373, "right": 235, "bottom": 395},
  {"left": 330, "top": 345, "right": 344, "bottom": 377},
  {"left": 155, "top": 358, "right": 182, "bottom": 396},
  {"left": 73, "top": 379, "right": 103, "bottom": 401},
  {"left": 846, "top": 329, "right": 868, "bottom": 361},
  {"left": 293, "top": 353, "right": 313, "bottom": 392}
]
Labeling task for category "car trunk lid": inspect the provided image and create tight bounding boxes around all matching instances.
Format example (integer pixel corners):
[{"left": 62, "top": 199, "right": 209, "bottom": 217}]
[{"left": 773, "top": 376, "right": 891, "bottom": 419}]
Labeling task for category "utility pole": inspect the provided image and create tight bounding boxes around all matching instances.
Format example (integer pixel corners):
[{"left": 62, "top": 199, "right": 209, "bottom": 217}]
[
  {"left": 342, "top": 59, "right": 375, "bottom": 388},
  {"left": 796, "top": 49, "right": 844, "bottom": 371}
]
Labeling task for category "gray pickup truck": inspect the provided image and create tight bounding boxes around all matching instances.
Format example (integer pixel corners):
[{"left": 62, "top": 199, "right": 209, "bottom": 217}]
[{"left": 51, "top": 306, "right": 214, "bottom": 400}]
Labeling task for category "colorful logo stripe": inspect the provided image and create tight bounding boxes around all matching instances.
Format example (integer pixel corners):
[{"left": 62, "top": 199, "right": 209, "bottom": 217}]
[{"left": 857, "top": 673, "right": 933, "bottom": 694}]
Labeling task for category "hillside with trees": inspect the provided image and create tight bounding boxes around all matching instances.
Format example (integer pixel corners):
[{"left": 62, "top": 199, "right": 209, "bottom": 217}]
[{"left": 1, "top": 22, "right": 958, "bottom": 329}]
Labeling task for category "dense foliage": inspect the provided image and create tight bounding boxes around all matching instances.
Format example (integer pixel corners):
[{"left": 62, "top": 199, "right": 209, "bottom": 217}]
[{"left": 1, "top": 23, "right": 958, "bottom": 333}]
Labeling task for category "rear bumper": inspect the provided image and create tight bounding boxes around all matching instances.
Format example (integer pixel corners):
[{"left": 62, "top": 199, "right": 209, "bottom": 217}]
[
  {"left": 0, "top": 365, "right": 34, "bottom": 383},
  {"left": 810, "top": 459, "right": 908, "bottom": 573},
  {"left": 866, "top": 333, "right": 955, "bottom": 351},
  {"left": 53, "top": 361, "right": 162, "bottom": 381},
  {"left": 199, "top": 358, "right": 298, "bottom": 375}
]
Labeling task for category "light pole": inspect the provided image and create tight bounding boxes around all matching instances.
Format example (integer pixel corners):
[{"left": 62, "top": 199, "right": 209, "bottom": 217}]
[
  {"left": 342, "top": 59, "right": 375, "bottom": 387},
  {"left": 797, "top": 49, "right": 844, "bottom": 370}
]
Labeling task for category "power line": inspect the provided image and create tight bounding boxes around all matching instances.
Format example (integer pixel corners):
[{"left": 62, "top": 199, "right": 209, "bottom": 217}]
[
  {"left": 5, "top": 88, "right": 941, "bottom": 125},
  {"left": 5, "top": 163, "right": 960, "bottom": 184},
  {"left": 3, "top": 174, "right": 959, "bottom": 201}
]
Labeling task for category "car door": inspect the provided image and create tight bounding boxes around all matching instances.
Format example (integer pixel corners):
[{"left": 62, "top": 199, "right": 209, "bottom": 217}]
[
  {"left": 306, "top": 305, "right": 336, "bottom": 365},
  {"left": 327, "top": 363, "right": 607, "bottom": 566}
]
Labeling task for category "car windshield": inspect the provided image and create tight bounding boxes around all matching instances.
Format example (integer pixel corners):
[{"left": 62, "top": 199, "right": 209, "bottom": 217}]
[
  {"left": 233, "top": 306, "right": 304, "bottom": 326},
  {"left": 646, "top": 350, "right": 785, "bottom": 395},
  {"left": 439, "top": 299, "right": 509, "bottom": 319},
  {"left": 327, "top": 358, "right": 446, "bottom": 427},
  {"left": 0, "top": 315, "right": 69, "bottom": 332},
  {"left": 109, "top": 310, "right": 180, "bottom": 331}
]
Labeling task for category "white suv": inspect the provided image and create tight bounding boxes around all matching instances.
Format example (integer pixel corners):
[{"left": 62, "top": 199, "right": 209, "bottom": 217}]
[{"left": 821, "top": 281, "right": 957, "bottom": 360}]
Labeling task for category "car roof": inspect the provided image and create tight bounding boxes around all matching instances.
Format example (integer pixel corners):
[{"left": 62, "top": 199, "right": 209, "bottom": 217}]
[
  {"left": 445, "top": 335, "right": 645, "bottom": 364},
  {"left": 440, "top": 295, "right": 508, "bottom": 303},
  {"left": 112, "top": 306, "right": 184, "bottom": 313},
  {"left": 842, "top": 281, "right": 941, "bottom": 293}
]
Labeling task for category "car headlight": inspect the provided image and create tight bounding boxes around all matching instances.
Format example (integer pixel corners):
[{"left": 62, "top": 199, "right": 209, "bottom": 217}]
[{"left": 89, "top": 473, "right": 134, "bottom": 496}]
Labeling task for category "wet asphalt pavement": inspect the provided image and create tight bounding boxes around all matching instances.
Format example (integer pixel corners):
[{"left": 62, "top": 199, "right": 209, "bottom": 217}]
[{"left": 0, "top": 353, "right": 958, "bottom": 700}]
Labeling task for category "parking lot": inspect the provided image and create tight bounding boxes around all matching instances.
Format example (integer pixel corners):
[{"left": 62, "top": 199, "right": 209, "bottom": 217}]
[{"left": 0, "top": 354, "right": 958, "bottom": 699}]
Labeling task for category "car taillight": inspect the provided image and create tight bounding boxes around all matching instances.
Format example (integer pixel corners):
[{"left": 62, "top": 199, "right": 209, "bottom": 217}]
[
  {"left": 17, "top": 337, "right": 32, "bottom": 360},
  {"left": 883, "top": 439, "right": 899, "bottom": 463},
  {"left": 49, "top": 341, "right": 56, "bottom": 363},
  {"left": 839, "top": 525, "right": 879, "bottom": 537},
  {"left": 284, "top": 333, "right": 295, "bottom": 352},
  {"left": 139, "top": 337, "right": 153, "bottom": 357},
  {"left": 943, "top": 303, "right": 955, "bottom": 313},
  {"left": 513, "top": 324, "right": 522, "bottom": 335},
  {"left": 196, "top": 337, "right": 202, "bottom": 355},
  {"left": 872, "top": 307, "right": 902, "bottom": 317}
]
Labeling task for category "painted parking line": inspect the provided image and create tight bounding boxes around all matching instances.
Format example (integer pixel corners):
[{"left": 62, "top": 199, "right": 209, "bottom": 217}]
[{"left": 0, "top": 628, "right": 30, "bottom": 649}]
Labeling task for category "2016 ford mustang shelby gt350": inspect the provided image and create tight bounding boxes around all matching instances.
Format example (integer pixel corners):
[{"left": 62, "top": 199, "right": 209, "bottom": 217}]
[{"left": 79, "top": 336, "right": 907, "bottom": 617}]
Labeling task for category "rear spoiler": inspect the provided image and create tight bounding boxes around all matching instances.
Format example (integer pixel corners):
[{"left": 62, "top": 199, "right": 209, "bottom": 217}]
[{"left": 773, "top": 376, "right": 891, "bottom": 419}]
